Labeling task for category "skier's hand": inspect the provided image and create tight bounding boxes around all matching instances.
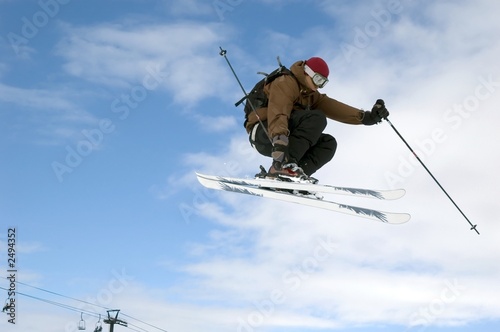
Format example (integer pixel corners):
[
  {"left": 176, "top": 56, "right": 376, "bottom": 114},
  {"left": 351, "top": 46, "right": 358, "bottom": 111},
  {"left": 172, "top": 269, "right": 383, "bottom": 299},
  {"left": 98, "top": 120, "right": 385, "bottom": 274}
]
[
  {"left": 271, "top": 134, "right": 289, "bottom": 166},
  {"left": 373, "top": 99, "right": 389, "bottom": 119},
  {"left": 362, "top": 99, "right": 389, "bottom": 125}
]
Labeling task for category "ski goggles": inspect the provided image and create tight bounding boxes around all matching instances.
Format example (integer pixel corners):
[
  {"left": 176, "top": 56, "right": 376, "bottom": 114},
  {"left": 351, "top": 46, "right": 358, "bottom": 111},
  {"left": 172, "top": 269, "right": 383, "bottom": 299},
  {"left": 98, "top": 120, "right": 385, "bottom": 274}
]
[{"left": 304, "top": 64, "right": 329, "bottom": 88}]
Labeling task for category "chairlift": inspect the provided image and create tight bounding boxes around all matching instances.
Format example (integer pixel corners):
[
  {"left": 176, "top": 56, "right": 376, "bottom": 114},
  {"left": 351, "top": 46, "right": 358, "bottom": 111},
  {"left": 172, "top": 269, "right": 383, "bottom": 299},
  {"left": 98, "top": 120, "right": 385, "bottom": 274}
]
[
  {"left": 94, "top": 314, "right": 103, "bottom": 332},
  {"left": 2, "top": 302, "right": 11, "bottom": 312},
  {"left": 78, "top": 312, "right": 86, "bottom": 330}
]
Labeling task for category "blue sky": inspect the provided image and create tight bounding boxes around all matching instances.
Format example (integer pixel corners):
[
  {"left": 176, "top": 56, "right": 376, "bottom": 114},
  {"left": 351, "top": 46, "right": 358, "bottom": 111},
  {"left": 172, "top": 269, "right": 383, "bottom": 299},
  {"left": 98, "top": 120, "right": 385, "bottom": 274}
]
[{"left": 1, "top": 0, "right": 499, "bottom": 331}]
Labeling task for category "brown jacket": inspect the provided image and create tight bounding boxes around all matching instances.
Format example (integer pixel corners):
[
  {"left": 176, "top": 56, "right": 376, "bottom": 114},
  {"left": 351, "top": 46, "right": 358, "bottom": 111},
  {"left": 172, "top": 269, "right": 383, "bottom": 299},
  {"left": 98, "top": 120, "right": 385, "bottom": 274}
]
[{"left": 245, "top": 60, "right": 365, "bottom": 137}]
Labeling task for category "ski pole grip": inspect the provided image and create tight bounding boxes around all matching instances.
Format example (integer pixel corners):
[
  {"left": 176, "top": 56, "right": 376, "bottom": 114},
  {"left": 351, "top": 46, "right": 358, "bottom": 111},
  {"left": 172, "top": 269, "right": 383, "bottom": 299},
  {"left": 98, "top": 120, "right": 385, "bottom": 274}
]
[{"left": 375, "top": 99, "right": 388, "bottom": 120}]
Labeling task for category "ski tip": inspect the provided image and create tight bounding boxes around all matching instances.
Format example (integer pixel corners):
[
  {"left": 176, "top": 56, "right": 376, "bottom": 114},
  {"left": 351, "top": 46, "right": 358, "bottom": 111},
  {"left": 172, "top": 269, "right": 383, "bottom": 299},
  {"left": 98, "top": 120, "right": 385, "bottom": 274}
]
[
  {"left": 389, "top": 213, "right": 411, "bottom": 224},
  {"left": 386, "top": 188, "right": 406, "bottom": 200},
  {"left": 195, "top": 171, "right": 203, "bottom": 181},
  {"left": 195, "top": 172, "right": 212, "bottom": 180},
  {"left": 195, "top": 172, "right": 214, "bottom": 186}
]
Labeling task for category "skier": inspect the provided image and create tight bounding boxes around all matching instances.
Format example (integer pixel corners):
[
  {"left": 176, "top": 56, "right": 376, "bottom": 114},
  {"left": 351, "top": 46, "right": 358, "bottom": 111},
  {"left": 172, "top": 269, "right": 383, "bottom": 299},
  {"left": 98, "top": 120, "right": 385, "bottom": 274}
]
[{"left": 246, "top": 56, "right": 389, "bottom": 182}]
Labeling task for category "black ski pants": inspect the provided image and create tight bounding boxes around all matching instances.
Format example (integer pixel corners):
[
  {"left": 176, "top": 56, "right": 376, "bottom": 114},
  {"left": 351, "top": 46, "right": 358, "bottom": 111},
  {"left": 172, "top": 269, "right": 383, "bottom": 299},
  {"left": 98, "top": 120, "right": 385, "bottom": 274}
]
[{"left": 249, "top": 109, "right": 337, "bottom": 175}]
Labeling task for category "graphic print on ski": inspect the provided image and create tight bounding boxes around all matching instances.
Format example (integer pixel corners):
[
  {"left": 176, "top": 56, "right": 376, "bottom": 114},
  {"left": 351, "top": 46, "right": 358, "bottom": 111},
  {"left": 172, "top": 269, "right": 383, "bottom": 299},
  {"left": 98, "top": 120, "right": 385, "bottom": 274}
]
[{"left": 196, "top": 173, "right": 411, "bottom": 224}]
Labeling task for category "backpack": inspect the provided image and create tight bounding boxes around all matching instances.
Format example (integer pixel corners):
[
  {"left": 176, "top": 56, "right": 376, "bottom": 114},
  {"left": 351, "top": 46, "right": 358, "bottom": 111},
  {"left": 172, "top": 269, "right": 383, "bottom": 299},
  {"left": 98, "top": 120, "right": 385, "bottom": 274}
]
[{"left": 236, "top": 57, "right": 297, "bottom": 127}]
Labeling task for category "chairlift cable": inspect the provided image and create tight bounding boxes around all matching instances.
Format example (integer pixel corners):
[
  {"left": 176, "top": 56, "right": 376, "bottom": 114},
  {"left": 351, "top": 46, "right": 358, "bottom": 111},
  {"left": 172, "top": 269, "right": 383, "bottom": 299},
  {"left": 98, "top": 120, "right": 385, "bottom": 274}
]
[{"left": 1, "top": 280, "right": 169, "bottom": 332}]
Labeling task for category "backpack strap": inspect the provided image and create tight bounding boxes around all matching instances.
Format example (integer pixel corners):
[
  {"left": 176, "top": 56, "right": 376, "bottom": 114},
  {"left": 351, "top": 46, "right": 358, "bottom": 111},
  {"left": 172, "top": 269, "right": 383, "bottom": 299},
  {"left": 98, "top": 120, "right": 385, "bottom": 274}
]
[{"left": 238, "top": 57, "right": 301, "bottom": 129}]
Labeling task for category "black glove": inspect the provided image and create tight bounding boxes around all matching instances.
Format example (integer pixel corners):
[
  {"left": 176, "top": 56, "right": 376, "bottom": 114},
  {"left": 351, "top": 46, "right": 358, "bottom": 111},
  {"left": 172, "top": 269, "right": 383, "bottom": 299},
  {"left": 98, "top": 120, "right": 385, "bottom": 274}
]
[{"left": 362, "top": 99, "right": 389, "bottom": 125}]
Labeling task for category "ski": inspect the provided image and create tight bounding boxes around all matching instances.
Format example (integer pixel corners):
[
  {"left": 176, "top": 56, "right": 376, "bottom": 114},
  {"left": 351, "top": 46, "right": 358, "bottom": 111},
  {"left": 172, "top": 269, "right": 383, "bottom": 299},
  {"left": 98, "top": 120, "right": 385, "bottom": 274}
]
[
  {"left": 196, "top": 174, "right": 410, "bottom": 224},
  {"left": 196, "top": 173, "right": 405, "bottom": 200}
]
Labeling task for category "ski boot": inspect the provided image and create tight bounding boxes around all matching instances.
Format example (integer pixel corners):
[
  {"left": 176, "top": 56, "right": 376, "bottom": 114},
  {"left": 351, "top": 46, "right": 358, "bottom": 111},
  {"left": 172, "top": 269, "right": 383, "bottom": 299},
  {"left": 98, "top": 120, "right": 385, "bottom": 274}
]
[
  {"left": 254, "top": 163, "right": 320, "bottom": 197},
  {"left": 256, "top": 163, "right": 317, "bottom": 183}
]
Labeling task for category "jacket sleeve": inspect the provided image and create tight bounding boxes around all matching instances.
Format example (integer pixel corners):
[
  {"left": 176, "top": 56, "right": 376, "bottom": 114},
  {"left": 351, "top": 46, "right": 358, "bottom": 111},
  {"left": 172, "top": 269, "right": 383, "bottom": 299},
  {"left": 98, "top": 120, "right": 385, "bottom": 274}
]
[
  {"left": 265, "top": 75, "right": 301, "bottom": 137},
  {"left": 315, "top": 94, "right": 365, "bottom": 125}
]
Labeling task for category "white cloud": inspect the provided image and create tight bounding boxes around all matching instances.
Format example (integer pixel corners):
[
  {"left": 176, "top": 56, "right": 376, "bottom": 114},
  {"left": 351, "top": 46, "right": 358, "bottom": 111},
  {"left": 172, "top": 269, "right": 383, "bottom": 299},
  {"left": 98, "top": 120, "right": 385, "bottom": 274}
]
[
  {"left": 161, "top": 188, "right": 500, "bottom": 329},
  {"left": 55, "top": 21, "right": 236, "bottom": 106},
  {"left": 0, "top": 83, "right": 76, "bottom": 111},
  {"left": 0, "top": 83, "right": 100, "bottom": 144},
  {"left": 151, "top": 133, "right": 267, "bottom": 203},
  {"left": 162, "top": 0, "right": 215, "bottom": 17},
  {"left": 167, "top": 0, "right": 500, "bottom": 330},
  {"left": 192, "top": 114, "right": 239, "bottom": 132}
]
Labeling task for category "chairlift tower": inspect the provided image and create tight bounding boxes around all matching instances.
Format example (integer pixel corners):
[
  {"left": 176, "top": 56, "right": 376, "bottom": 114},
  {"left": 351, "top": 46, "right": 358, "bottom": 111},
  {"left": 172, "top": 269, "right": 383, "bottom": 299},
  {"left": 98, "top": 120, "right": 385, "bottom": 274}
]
[{"left": 103, "top": 309, "right": 127, "bottom": 332}]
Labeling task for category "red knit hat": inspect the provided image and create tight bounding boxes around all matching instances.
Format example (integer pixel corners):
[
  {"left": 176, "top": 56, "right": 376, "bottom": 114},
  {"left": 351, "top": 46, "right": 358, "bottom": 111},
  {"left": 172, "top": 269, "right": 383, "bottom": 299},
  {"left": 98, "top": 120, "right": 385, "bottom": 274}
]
[{"left": 305, "top": 57, "right": 329, "bottom": 78}]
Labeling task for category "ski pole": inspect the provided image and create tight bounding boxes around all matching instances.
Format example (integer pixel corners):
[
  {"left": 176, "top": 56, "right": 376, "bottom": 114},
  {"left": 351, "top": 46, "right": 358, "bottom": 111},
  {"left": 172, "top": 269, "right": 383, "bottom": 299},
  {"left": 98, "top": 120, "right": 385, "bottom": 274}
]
[
  {"left": 218, "top": 47, "right": 272, "bottom": 143},
  {"left": 385, "top": 117, "right": 479, "bottom": 235}
]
